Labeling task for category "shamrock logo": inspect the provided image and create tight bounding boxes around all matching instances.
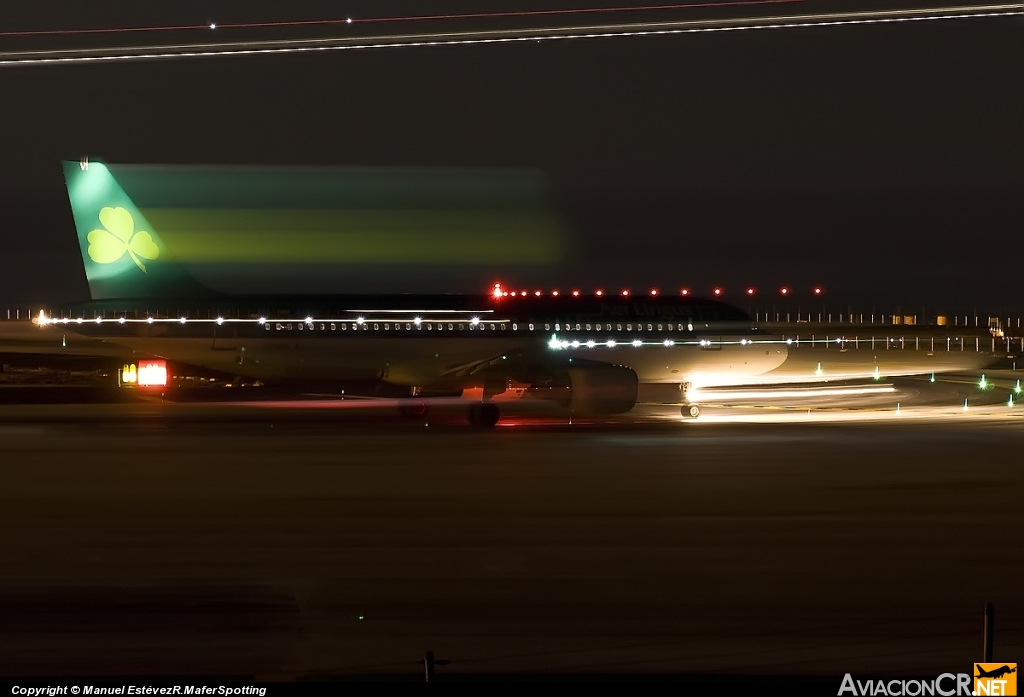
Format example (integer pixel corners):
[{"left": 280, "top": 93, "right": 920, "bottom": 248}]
[{"left": 87, "top": 207, "right": 160, "bottom": 273}]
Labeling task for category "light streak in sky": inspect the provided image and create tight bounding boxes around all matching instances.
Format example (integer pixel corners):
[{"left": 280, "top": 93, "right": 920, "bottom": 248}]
[
  {"left": 0, "top": 0, "right": 809, "bottom": 37},
  {"left": 0, "top": 4, "right": 1020, "bottom": 67}
]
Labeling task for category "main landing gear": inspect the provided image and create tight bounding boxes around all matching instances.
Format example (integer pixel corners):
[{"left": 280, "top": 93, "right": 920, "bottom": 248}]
[{"left": 467, "top": 403, "right": 500, "bottom": 428}]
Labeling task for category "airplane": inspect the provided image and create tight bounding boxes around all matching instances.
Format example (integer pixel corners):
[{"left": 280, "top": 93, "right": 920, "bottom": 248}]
[
  {"left": 15, "top": 160, "right": 800, "bottom": 427},
  {"left": 976, "top": 665, "right": 1016, "bottom": 680},
  {"left": 13, "top": 159, "right": 987, "bottom": 427}
]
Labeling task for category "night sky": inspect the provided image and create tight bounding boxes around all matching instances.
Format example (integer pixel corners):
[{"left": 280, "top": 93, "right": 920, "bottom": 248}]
[{"left": 2, "top": 1, "right": 1021, "bottom": 314}]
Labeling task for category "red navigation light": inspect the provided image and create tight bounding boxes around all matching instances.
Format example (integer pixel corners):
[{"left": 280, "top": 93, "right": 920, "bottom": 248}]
[
  {"left": 780, "top": 287, "right": 789, "bottom": 296},
  {"left": 713, "top": 287, "right": 723, "bottom": 296},
  {"left": 650, "top": 289, "right": 658, "bottom": 296},
  {"left": 813, "top": 287, "right": 823, "bottom": 295},
  {"left": 621, "top": 289, "right": 630, "bottom": 297},
  {"left": 680, "top": 288, "right": 690, "bottom": 296},
  {"left": 137, "top": 359, "right": 168, "bottom": 388},
  {"left": 595, "top": 289, "right": 604, "bottom": 296},
  {"left": 571, "top": 290, "right": 580, "bottom": 297},
  {"left": 746, "top": 287, "right": 755, "bottom": 296}
]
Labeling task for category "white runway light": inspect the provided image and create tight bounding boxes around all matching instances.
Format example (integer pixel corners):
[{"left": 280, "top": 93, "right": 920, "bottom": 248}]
[{"left": 1, "top": 4, "right": 1020, "bottom": 66}]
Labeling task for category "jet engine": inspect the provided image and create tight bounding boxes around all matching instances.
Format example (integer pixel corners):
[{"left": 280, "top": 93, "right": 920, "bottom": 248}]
[{"left": 529, "top": 364, "right": 638, "bottom": 414}]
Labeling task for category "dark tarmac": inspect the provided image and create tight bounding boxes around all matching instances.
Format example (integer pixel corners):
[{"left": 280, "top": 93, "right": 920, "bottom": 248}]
[{"left": 0, "top": 379, "right": 1021, "bottom": 681}]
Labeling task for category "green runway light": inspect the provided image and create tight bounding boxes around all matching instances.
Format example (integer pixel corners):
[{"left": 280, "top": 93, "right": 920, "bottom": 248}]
[
  {"left": 930, "top": 373, "right": 935, "bottom": 383},
  {"left": 1015, "top": 379, "right": 1021, "bottom": 395},
  {"left": 964, "top": 398, "right": 969, "bottom": 411},
  {"left": 1009, "top": 395, "right": 1014, "bottom": 408},
  {"left": 873, "top": 366, "right": 881, "bottom": 381},
  {"left": 979, "top": 374, "right": 989, "bottom": 390}
]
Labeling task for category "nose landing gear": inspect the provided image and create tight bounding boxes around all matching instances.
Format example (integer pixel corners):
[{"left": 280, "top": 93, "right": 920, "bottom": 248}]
[{"left": 680, "top": 382, "right": 700, "bottom": 419}]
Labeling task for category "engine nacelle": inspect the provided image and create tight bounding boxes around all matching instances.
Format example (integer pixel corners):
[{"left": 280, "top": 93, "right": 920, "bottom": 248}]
[{"left": 563, "top": 364, "right": 639, "bottom": 414}]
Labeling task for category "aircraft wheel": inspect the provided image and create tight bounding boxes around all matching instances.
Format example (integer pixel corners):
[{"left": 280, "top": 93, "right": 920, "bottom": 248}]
[
  {"left": 398, "top": 403, "right": 430, "bottom": 418},
  {"left": 467, "top": 403, "right": 500, "bottom": 427},
  {"left": 682, "top": 404, "right": 701, "bottom": 419}
]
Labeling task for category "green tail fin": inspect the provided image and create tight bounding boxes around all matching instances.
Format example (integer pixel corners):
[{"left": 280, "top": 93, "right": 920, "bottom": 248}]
[{"left": 62, "top": 159, "right": 212, "bottom": 300}]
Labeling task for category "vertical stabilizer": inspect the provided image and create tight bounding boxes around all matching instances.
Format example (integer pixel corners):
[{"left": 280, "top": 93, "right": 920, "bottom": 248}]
[{"left": 62, "top": 159, "right": 212, "bottom": 300}]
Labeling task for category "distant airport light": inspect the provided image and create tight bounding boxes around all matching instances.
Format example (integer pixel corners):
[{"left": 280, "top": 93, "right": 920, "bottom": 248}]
[
  {"left": 621, "top": 289, "right": 630, "bottom": 297},
  {"left": 571, "top": 290, "right": 580, "bottom": 297},
  {"left": 118, "top": 317, "right": 126, "bottom": 324},
  {"left": 663, "top": 339, "right": 673, "bottom": 346},
  {"left": 356, "top": 317, "right": 365, "bottom": 325},
  {"left": 650, "top": 289, "right": 658, "bottom": 296},
  {"left": 606, "top": 340, "right": 616, "bottom": 347},
  {"left": 570, "top": 340, "right": 580, "bottom": 348},
  {"left": 346, "top": 17, "right": 352, "bottom": 24},
  {"left": 632, "top": 339, "right": 642, "bottom": 347},
  {"left": 552, "top": 290, "right": 560, "bottom": 297},
  {"left": 780, "top": 287, "right": 789, "bottom": 295},
  {"left": 209, "top": 23, "right": 217, "bottom": 30},
  {"left": 586, "top": 340, "right": 596, "bottom": 348},
  {"left": 713, "top": 288, "right": 722, "bottom": 296},
  {"left": 414, "top": 317, "right": 422, "bottom": 325},
  {"left": 520, "top": 290, "right": 527, "bottom": 297},
  {"left": 95, "top": 317, "right": 102, "bottom": 324},
  {"left": 535, "top": 290, "right": 542, "bottom": 297},
  {"left": 470, "top": 317, "right": 479, "bottom": 326},
  {"left": 179, "top": 317, "right": 187, "bottom": 324},
  {"left": 746, "top": 288, "right": 755, "bottom": 296},
  {"left": 258, "top": 317, "right": 266, "bottom": 324},
  {"left": 595, "top": 290, "right": 604, "bottom": 296},
  {"left": 492, "top": 283, "right": 503, "bottom": 299},
  {"left": 216, "top": 317, "right": 224, "bottom": 325},
  {"left": 813, "top": 287, "right": 823, "bottom": 295},
  {"left": 680, "top": 288, "right": 690, "bottom": 296}
]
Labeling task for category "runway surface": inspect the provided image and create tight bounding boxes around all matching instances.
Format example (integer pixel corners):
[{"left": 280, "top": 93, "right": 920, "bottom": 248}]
[{"left": 0, "top": 375, "right": 1021, "bottom": 680}]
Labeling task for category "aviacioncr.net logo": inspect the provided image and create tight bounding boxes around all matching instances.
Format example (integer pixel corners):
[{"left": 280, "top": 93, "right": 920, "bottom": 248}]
[
  {"left": 87, "top": 206, "right": 159, "bottom": 273},
  {"left": 839, "top": 673, "right": 974, "bottom": 696}
]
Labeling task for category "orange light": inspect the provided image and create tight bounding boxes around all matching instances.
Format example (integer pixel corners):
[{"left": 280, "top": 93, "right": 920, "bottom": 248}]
[
  {"left": 595, "top": 289, "right": 604, "bottom": 296},
  {"left": 621, "top": 289, "right": 630, "bottom": 297},
  {"left": 713, "top": 288, "right": 722, "bottom": 296},
  {"left": 137, "top": 359, "right": 168, "bottom": 388},
  {"left": 571, "top": 290, "right": 580, "bottom": 297},
  {"left": 650, "top": 289, "right": 658, "bottom": 296}
]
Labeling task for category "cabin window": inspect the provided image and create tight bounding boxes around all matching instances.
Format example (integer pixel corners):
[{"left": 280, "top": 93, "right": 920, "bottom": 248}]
[
  {"left": 529, "top": 323, "right": 535, "bottom": 331},
  {"left": 427, "top": 324, "right": 432, "bottom": 331},
  {"left": 298, "top": 324, "right": 303, "bottom": 331},
  {"left": 512, "top": 323, "right": 518, "bottom": 330},
  {"left": 575, "top": 323, "right": 581, "bottom": 331},
  {"left": 585, "top": 324, "right": 591, "bottom": 331},
  {"left": 373, "top": 323, "right": 379, "bottom": 331},
  {"left": 287, "top": 323, "right": 294, "bottom": 330},
  {"left": 448, "top": 323, "right": 454, "bottom": 331},
  {"left": 265, "top": 324, "right": 271, "bottom": 331},
  {"left": 275, "top": 323, "right": 282, "bottom": 331},
  {"left": 544, "top": 324, "right": 550, "bottom": 331},
  {"left": 405, "top": 323, "right": 411, "bottom": 330},
  {"left": 617, "top": 324, "right": 622, "bottom": 331},
  {"left": 501, "top": 324, "right": 507, "bottom": 330},
  {"left": 657, "top": 324, "right": 663, "bottom": 331},
  {"left": 459, "top": 324, "right": 464, "bottom": 330},
  {"left": 667, "top": 324, "right": 673, "bottom": 331},
  {"left": 331, "top": 323, "right": 336, "bottom": 331},
  {"left": 626, "top": 324, "right": 632, "bottom": 331},
  {"left": 647, "top": 324, "right": 653, "bottom": 331}
]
